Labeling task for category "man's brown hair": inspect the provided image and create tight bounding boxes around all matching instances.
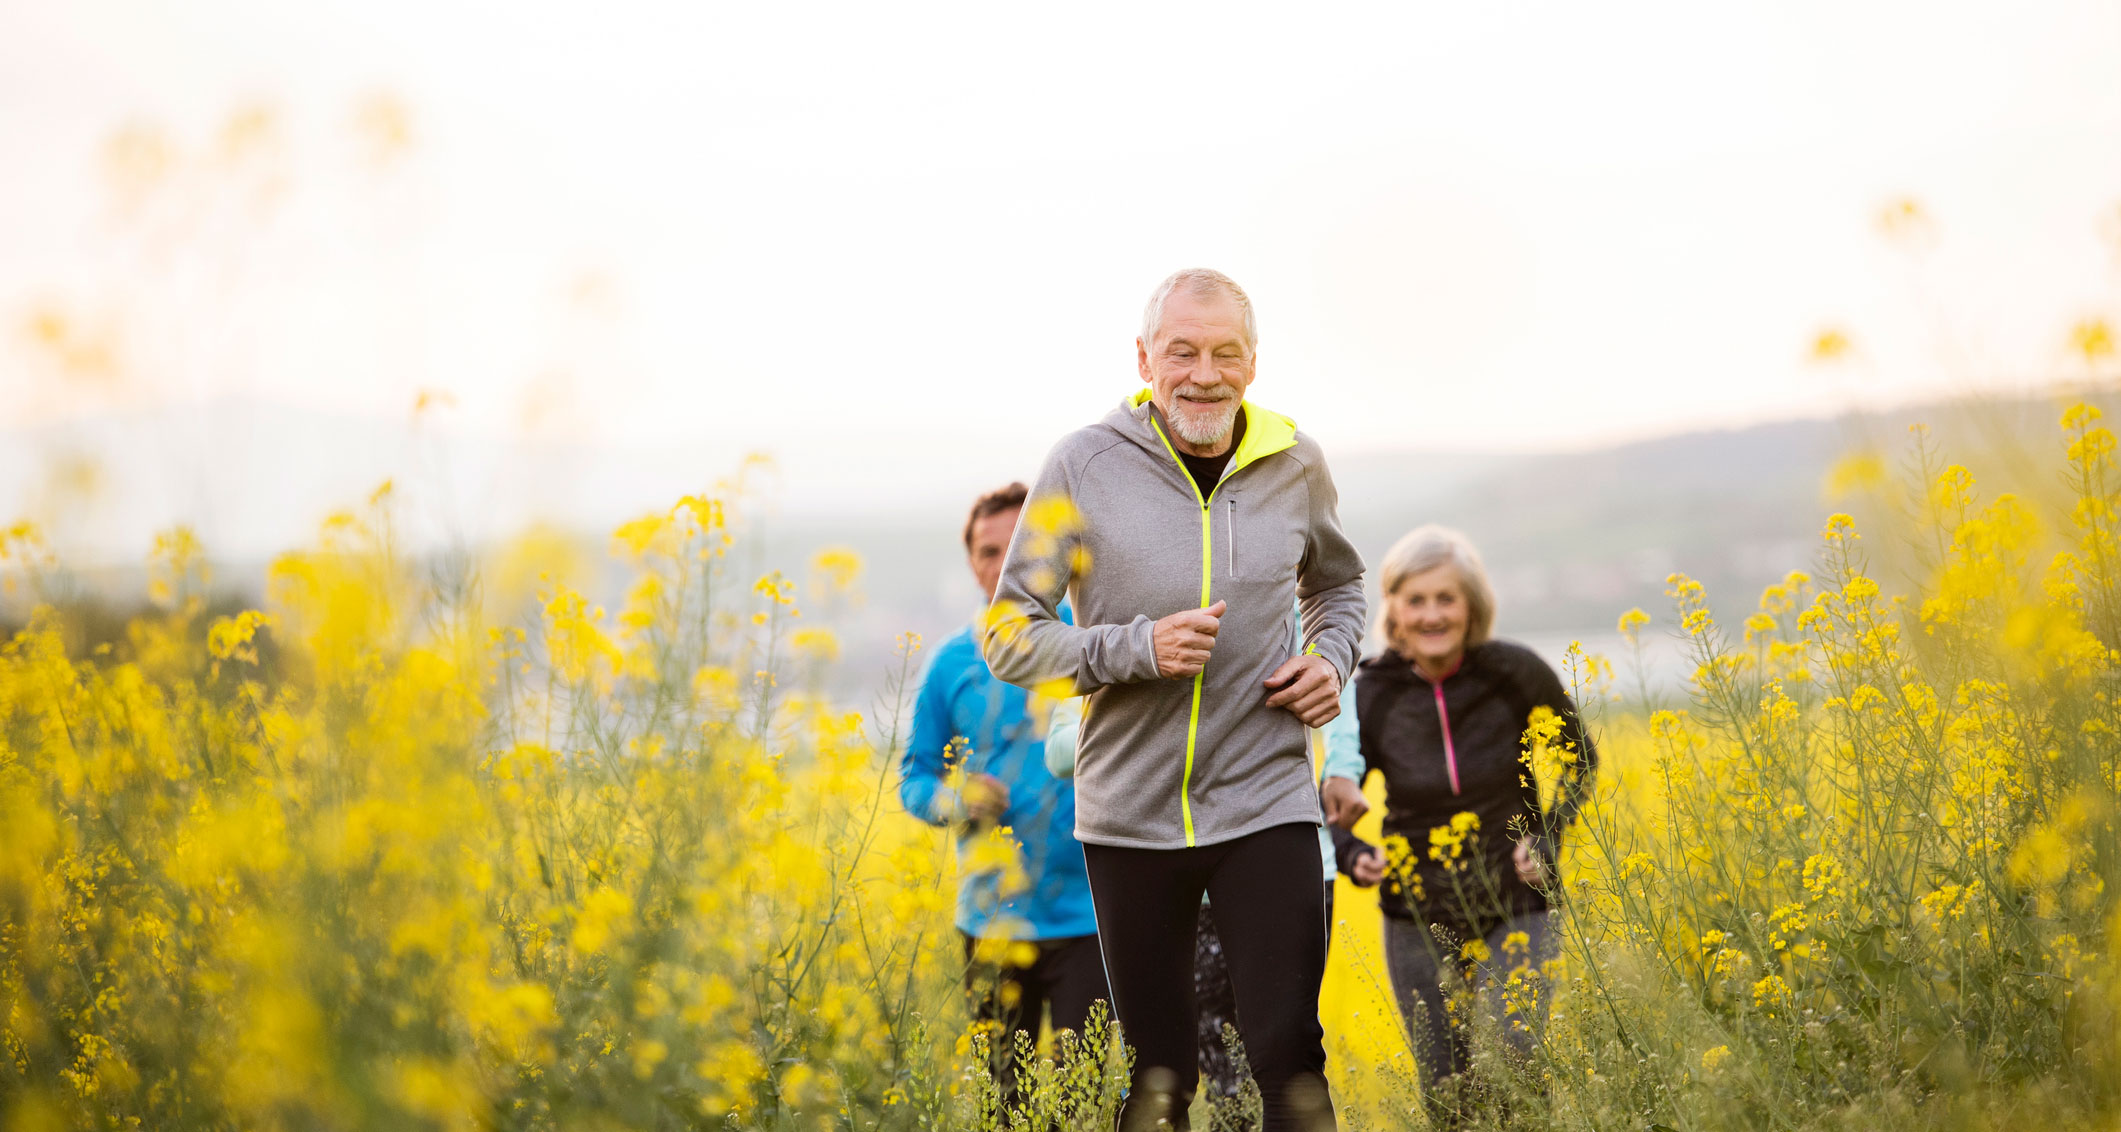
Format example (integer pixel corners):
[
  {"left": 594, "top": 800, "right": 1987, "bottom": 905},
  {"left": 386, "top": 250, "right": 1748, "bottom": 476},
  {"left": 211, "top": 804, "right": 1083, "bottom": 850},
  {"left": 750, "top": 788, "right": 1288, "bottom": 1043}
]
[{"left": 963, "top": 482, "right": 1029, "bottom": 551}]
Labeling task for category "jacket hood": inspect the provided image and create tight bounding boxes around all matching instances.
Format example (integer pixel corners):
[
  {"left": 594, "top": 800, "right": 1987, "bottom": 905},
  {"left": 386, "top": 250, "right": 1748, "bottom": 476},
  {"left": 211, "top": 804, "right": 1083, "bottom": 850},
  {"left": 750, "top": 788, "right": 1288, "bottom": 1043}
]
[
  {"left": 1358, "top": 648, "right": 1415, "bottom": 677},
  {"left": 1097, "top": 391, "right": 1164, "bottom": 456},
  {"left": 1102, "top": 389, "right": 1300, "bottom": 475},
  {"left": 1358, "top": 645, "right": 1479, "bottom": 684}
]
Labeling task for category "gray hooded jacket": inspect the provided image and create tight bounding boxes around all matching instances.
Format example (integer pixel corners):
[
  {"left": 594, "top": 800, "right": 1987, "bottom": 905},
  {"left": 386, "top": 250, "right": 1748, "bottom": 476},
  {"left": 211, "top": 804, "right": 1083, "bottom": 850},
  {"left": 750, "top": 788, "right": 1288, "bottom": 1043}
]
[{"left": 982, "top": 391, "right": 1367, "bottom": 849}]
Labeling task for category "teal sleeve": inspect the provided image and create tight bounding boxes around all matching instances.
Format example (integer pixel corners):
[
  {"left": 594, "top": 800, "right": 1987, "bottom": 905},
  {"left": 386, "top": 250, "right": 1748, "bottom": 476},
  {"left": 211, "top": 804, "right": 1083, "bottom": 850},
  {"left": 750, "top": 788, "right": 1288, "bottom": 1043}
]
[
  {"left": 1044, "top": 697, "right": 1082, "bottom": 778},
  {"left": 1321, "top": 677, "right": 1362, "bottom": 782}
]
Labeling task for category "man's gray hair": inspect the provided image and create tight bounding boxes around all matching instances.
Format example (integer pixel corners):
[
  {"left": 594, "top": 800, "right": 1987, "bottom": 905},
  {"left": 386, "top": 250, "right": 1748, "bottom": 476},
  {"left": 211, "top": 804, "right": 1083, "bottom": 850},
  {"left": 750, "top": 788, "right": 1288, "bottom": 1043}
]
[
  {"left": 1374, "top": 524, "right": 1499, "bottom": 651},
  {"left": 1139, "top": 268, "right": 1258, "bottom": 355}
]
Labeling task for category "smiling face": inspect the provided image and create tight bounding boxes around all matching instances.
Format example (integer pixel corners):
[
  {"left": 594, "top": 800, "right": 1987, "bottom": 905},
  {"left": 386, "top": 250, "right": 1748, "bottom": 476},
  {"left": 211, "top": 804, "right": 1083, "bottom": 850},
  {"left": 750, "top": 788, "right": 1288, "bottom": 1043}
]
[
  {"left": 966, "top": 506, "right": 1020, "bottom": 603},
  {"left": 1137, "top": 288, "right": 1256, "bottom": 455},
  {"left": 1387, "top": 564, "right": 1472, "bottom": 675}
]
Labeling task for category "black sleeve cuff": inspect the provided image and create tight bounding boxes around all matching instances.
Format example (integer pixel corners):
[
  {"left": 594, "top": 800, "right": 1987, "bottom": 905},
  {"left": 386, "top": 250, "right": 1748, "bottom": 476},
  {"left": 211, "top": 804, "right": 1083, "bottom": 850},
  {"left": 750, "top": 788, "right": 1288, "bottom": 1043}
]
[{"left": 1332, "top": 827, "right": 1381, "bottom": 884}]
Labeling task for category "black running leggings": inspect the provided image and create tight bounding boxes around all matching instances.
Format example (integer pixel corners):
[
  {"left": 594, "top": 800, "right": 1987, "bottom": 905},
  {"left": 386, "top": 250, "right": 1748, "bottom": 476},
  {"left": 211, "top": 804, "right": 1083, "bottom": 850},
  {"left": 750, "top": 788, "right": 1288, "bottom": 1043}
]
[
  {"left": 961, "top": 932, "right": 1110, "bottom": 1109},
  {"left": 1083, "top": 822, "right": 1335, "bottom": 1132}
]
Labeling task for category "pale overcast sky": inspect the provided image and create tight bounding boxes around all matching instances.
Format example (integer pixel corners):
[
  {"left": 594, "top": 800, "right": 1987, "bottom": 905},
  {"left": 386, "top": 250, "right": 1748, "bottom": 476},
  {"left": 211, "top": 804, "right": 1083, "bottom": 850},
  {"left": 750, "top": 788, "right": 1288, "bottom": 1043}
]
[{"left": 4, "top": 0, "right": 2121, "bottom": 538}]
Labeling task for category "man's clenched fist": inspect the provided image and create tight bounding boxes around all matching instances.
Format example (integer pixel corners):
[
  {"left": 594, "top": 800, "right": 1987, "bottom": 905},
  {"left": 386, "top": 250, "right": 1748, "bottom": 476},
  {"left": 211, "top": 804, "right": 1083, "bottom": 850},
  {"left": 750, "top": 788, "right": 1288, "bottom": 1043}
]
[
  {"left": 962, "top": 773, "right": 1010, "bottom": 824},
  {"left": 1153, "top": 600, "right": 1226, "bottom": 678},
  {"left": 1263, "top": 654, "right": 1341, "bottom": 727}
]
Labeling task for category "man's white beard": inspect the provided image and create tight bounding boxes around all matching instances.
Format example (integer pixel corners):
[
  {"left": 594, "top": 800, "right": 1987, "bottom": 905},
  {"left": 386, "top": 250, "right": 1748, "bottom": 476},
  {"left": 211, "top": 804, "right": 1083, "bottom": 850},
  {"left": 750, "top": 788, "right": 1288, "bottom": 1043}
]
[{"left": 1169, "top": 388, "right": 1241, "bottom": 448}]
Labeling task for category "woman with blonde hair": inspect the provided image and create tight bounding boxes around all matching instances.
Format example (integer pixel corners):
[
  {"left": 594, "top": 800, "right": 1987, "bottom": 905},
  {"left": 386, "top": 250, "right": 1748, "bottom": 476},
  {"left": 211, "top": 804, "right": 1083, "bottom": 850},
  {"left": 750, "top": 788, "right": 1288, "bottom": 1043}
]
[{"left": 1332, "top": 524, "right": 1598, "bottom": 1119}]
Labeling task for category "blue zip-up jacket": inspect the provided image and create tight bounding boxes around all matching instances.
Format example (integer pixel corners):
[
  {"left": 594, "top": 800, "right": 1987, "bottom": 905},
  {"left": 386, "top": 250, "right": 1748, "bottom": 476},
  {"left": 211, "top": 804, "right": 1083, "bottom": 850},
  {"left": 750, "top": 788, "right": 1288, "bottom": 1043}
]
[{"left": 900, "top": 617, "right": 1097, "bottom": 941}]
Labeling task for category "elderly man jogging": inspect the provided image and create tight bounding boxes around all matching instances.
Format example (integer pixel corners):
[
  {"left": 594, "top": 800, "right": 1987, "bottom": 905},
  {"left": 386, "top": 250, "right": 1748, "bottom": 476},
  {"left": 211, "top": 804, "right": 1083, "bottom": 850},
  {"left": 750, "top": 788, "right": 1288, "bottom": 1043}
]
[{"left": 983, "top": 268, "right": 1365, "bottom": 1131}]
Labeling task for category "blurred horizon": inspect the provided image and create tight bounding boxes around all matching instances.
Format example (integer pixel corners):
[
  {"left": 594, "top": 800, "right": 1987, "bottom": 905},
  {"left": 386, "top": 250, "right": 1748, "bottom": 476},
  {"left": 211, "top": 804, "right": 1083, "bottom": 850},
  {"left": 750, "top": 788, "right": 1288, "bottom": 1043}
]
[
  {"left": 10, "top": 383, "right": 2112, "bottom": 697},
  {"left": 0, "top": 376, "right": 2072, "bottom": 563},
  {"left": 7, "top": 0, "right": 2121, "bottom": 687}
]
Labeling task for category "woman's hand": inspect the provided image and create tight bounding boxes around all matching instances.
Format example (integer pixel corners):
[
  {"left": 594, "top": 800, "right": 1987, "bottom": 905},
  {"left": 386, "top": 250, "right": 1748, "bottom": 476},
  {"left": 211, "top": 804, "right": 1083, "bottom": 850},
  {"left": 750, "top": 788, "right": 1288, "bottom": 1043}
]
[
  {"left": 1513, "top": 836, "right": 1546, "bottom": 885},
  {"left": 1321, "top": 776, "right": 1368, "bottom": 828},
  {"left": 1349, "top": 846, "right": 1385, "bottom": 887}
]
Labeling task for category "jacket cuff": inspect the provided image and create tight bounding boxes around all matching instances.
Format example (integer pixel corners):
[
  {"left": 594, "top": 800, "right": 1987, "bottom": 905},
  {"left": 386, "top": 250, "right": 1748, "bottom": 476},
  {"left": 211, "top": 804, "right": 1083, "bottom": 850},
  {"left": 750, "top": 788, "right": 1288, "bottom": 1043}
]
[
  {"left": 929, "top": 787, "right": 966, "bottom": 826},
  {"left": 1301, "top": 633, "right": 1356, "bottom": 688},
  {"left": 1084, "top": 616, "right": 1161, "bottom": 688},
  {"left": 1331, "top": 826, "right": 1379, "bottom": 883},
  {"left": 1326, "top": 637, "right": 1358, "bottom": 688}
]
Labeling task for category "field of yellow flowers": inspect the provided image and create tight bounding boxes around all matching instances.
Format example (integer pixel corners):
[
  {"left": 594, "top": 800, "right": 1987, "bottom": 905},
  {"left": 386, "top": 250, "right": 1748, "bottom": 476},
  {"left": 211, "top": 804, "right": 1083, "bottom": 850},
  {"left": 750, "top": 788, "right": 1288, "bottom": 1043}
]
[{"left": 3, "top": 406, "right": 2118, "bottom": 1131}]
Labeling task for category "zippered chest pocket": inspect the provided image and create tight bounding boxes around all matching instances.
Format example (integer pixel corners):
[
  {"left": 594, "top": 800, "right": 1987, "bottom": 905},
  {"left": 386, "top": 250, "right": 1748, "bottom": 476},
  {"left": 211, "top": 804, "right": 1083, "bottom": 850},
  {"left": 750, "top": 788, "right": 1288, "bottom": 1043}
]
[{"left": 1220, "top": 492, "right": 1302, "bottom": 583}]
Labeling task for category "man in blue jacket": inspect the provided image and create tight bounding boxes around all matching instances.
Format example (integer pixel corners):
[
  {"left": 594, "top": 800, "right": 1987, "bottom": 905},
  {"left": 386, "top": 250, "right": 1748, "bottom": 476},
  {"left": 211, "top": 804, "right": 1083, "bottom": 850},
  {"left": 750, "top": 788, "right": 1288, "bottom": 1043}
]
[{"left": 899, "top": 482, "right": 1105, "bottom": 1107}]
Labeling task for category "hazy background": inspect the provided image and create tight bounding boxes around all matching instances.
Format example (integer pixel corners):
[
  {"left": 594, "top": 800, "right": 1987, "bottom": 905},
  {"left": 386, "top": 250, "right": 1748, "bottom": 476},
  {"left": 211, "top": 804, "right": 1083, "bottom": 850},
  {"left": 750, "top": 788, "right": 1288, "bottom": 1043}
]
[{"left": 5, "top": 0, "right": 2120, "bottom": 685}]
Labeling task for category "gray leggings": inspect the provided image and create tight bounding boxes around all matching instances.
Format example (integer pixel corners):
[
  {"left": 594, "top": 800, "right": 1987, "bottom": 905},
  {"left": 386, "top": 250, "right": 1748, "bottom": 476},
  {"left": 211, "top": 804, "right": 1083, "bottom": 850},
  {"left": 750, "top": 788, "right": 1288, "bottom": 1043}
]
[{"left": 1382, "top": 908, "right": 1557, "bottom": 1087}]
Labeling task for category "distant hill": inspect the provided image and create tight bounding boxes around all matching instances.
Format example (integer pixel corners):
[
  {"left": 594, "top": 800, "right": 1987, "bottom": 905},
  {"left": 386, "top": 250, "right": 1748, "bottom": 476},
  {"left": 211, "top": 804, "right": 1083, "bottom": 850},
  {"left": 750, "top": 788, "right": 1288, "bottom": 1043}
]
[
  {"left": 6, "top": 388, "right": 2114, "bottom": 692},
  {"left": 761, "top": 387, "right": 2121, "bottom": 691}
]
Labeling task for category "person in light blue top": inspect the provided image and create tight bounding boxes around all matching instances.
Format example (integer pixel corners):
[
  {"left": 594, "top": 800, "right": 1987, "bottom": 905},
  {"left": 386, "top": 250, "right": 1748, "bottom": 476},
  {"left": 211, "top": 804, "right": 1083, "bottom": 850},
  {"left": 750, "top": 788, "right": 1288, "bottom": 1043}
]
[
  {"left": 899, "top": 482, "right": 1106, "bottom": 1112},
  {"left": 1045, "top": 603, "right": 1381, "bottom": 1105}
]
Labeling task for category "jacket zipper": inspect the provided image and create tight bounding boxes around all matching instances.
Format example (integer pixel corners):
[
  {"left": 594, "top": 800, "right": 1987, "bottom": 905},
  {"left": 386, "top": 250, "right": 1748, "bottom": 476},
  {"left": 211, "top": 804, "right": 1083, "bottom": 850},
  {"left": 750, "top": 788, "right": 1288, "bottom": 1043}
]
[
  {"left": 1227, "top": 498, "right": 1236, "bottom": 576},
  {"left": 1149, "top": 417, "right": 1226, "bottom": 847},
  {"left": 1434, "top": 679, "right": 1462, "bottom": 795}
]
